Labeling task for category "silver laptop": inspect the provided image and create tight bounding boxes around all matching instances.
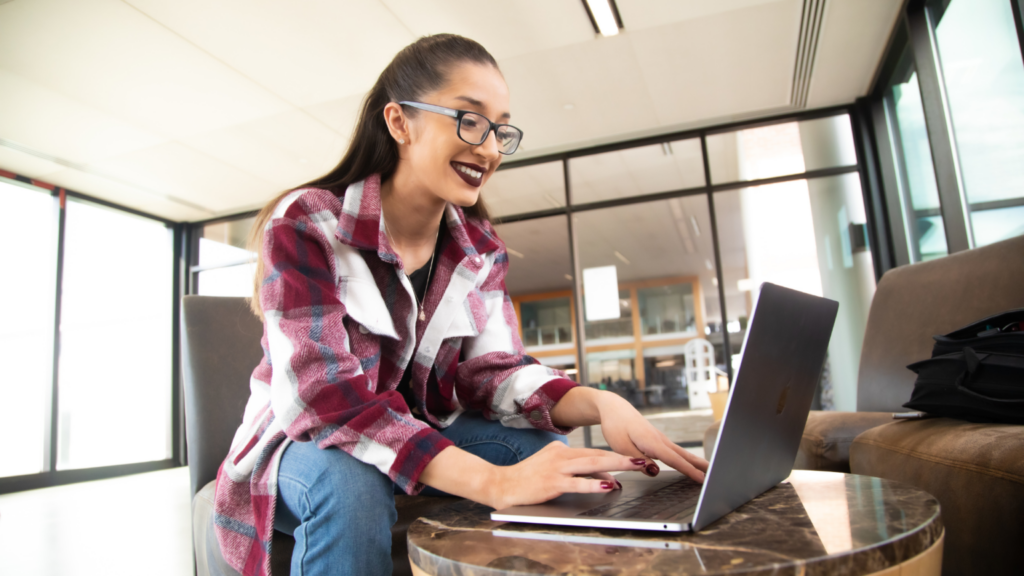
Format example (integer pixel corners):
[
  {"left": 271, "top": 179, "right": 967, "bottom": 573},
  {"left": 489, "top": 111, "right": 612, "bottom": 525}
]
[{"left": 491, "top": 282, "right": 839, "bottom": 532}]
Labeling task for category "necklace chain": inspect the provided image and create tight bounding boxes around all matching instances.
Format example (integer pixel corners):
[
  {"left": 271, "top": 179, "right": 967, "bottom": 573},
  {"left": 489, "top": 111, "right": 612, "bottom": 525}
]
[{"left": 382, "top": 215, "right": 438, "bottom": 322}]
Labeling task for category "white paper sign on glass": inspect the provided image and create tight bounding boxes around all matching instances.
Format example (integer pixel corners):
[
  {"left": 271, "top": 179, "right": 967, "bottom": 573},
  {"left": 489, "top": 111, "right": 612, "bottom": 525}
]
[{"left": 582, "top": 265, "right": 621, "bottom": 321}]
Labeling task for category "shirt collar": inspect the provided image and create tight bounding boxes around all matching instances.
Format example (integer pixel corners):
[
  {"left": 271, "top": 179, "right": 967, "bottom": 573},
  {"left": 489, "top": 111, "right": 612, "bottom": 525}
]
[{"left": 335, "top": 174, "right": 500, "bottom": 264}]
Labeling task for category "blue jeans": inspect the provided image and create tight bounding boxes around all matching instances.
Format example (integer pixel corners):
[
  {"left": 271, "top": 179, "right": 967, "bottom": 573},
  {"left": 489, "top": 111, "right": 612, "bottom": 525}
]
[{"left": 273, "top": 411, "right": 567, "bottom": 576}]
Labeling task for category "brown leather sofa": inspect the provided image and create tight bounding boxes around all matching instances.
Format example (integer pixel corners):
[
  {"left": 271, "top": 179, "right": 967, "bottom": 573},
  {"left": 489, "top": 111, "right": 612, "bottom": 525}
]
[{"left": 705, "top": 234, "right": 1024, "bottom": 575}]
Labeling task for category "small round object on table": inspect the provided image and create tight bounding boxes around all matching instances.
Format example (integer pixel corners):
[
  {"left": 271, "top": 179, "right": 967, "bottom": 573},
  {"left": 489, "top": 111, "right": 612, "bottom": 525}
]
[{"left": 407, "top": 471, "right": 943, "bottom": 576}]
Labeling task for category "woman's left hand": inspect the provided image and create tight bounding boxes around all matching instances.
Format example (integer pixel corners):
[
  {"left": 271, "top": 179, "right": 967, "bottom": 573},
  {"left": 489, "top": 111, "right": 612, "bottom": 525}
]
[{"left": 595, "top": 391, "right": 709, "bottom": 483}]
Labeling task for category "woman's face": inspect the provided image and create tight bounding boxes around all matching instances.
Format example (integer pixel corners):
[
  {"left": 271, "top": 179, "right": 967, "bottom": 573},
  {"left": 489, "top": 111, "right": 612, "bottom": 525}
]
[{"left": 392, "top": 62, "right": 510, "bottom": 207}]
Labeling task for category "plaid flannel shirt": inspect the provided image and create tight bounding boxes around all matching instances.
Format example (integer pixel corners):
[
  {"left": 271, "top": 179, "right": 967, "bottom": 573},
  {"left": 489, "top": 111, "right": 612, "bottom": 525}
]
[{"left": 213, "top": 175, "right": 578, "bottom": 576}]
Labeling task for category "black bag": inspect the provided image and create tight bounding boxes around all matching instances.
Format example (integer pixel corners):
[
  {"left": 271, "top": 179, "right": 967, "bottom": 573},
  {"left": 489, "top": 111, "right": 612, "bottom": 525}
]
[{"left": 903, "top": 309, "right": 1024, "bottom": 424}]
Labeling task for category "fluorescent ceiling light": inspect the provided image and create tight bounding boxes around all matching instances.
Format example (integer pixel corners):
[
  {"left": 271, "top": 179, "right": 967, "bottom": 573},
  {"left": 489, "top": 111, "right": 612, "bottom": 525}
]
[
  {"left": 584, "top": 0, "right": 621, "bottom": 37},
  {"left": 507, "top": 247, "right": 525, "bottom": 259},
  {"left": 613, "top": 250, "right": 631, "bottom": 265}
]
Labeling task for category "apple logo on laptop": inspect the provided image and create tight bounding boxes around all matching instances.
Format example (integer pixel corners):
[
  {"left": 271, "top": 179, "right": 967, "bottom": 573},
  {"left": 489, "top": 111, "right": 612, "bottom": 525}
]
[{"left": 776, "top": 385, "right": 791, "bottom": 415}]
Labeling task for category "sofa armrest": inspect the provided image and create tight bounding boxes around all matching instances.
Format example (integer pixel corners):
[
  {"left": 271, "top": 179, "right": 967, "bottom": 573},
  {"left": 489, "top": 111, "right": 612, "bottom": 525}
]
[{"left": 703, "top": 410, "right": 893, "bottom": 472}]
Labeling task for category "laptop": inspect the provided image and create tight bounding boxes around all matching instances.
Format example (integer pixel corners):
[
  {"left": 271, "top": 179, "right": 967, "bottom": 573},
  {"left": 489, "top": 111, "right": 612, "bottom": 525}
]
[{"left": 491, "top": 282, "right": 839, "bottom": 532}]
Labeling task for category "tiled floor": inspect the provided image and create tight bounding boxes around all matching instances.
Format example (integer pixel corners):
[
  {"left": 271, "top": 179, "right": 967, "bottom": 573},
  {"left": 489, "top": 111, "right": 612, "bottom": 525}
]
[{"left": 0, "top": 413, "right": 711, "bottom": 576}]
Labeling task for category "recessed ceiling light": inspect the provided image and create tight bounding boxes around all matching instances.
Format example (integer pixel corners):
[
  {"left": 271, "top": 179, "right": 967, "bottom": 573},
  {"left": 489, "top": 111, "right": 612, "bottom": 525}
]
[
  {"left": 564, "top": 274, "right": 574, "bottom": 281},
  {"left": 582, "top": 0, "right": 623, "bottom": 37}
]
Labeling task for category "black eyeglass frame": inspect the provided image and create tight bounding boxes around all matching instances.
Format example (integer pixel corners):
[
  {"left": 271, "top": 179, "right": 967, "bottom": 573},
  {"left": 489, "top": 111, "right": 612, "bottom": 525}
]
[{"left": 398, "top": 101, "right": 523, "bottom": 155}]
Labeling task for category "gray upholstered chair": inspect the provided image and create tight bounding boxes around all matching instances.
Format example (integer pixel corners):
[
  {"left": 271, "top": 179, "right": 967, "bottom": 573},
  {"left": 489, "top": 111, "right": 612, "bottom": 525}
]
[{"left": 181, "top": 295, "right": 459, "bottom": 576}]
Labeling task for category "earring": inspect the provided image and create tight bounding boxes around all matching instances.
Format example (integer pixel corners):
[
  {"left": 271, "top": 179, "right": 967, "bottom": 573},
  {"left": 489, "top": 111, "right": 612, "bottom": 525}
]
[{"left": 398, "top": 139, "right": 405, "bottom": 144}]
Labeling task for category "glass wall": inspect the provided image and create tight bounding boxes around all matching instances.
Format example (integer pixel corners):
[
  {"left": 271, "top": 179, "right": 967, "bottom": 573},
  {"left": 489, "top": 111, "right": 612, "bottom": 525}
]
[
  {"left": 871, "top": 0, "right": 1024, "bottom": 263},
  {"left": 572, "top": 194, "right": 719, "bottom": 418},
  {"left": 0, "top": 180, "right": 57, "bottom": 478},
  {"left": 889, "top": 72, "right": 947, "bottom": 260},
  {"left": 58, "top": 199, "right": 174, "bottom": 469},
  {"left": 497, "top": 214, "right": 577, "bottom": 377},
  {"left": 934, "top": 0, "right": 1024, "bottom": 246},
  {"left": 716, "top": 174, "right": 876, "bottom": 412}
]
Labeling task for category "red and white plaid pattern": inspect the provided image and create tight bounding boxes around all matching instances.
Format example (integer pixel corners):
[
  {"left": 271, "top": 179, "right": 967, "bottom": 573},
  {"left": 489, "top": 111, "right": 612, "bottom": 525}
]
[{"left": 213, "top": 175, "right": 578, "bottom": 575}]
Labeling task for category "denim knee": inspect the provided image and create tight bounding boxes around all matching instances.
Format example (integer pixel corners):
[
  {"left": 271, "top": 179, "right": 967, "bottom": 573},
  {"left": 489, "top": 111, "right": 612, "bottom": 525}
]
[{"left": 275, "top": 440, "right": 397, "bottom": 576}]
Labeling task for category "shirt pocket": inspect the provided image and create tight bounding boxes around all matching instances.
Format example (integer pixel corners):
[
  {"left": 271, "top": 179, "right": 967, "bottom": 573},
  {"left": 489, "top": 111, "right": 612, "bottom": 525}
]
[{"left": 340, "top": 277, "right": 399, "bottom": 339}]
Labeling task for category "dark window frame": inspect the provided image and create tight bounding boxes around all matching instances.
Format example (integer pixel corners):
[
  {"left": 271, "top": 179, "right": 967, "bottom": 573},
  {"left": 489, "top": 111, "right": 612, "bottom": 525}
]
[{"left": 0, "top": 174, "right": 183, "bottom": 494}]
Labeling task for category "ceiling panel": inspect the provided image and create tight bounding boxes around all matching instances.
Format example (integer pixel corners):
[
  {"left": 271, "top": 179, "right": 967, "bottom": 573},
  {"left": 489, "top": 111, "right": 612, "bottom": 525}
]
[
  {"left": 617, "top": 0, "right": 786, "bottom": 31},
  {"left": 180, "top": 110, "right": 348, "bottom": 190},
  {"left": 41, "top": 168, "right": 209, "bottom": 222},
  {"left": 0, "top": 69, "right": 165, "bottom": 164},
  {"left": 125, "top": 0, "right": 414, "bottom": 108},
  {"left": 302, "top": 92, "right": 369, "bottom": 141},
  {"left": 86, "top": 142, "right": 280, "bottom": 213},
  {"left": 807, "top": 0, "right": 902, "bottom": 107},
  {"left": 499, "top": 33, "right": 661, "bottom": 153},
  {"left": 381, "top": 0, "right": 595, "bottom": 60},
  {"left": 0, "top": 0, "right": 289, "bottom": 139},
  {"left": 628, "top": 0, "right": 802, "bottom": 126},
  {"left": 0, "top": 145, "right": 66, "bottom": 179}
]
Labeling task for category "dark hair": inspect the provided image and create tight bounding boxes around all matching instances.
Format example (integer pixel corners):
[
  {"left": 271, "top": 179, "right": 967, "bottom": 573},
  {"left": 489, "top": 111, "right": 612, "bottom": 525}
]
[{"left": 248, "top": 34, "right": 499, "bottom": 316}]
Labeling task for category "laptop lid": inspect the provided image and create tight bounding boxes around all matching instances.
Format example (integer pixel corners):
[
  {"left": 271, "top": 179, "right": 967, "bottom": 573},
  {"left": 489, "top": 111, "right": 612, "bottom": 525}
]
[{"left": 690, "top": 282, "right": 838, "bottom": 530}]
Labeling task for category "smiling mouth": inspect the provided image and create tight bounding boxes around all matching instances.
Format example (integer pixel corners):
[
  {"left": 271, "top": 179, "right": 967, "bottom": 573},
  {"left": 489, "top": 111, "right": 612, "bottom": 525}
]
[{"left": 452, "top": 161, "right": 484, "bottom": 187}]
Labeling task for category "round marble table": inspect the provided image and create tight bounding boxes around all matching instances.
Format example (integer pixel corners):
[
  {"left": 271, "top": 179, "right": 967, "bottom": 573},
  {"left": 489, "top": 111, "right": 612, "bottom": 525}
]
[{"left": 407, "top": 471, "right": 943, "bottom": 576}]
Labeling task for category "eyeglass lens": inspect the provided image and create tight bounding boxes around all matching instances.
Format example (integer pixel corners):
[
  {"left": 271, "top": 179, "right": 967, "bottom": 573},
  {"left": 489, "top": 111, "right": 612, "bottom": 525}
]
[{"left": 458, "top": 112, "right": 521, "bottom": 154}]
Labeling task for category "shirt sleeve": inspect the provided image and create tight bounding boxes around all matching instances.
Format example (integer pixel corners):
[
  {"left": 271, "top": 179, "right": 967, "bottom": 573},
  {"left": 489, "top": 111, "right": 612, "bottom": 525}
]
[
  {"left": 260, "top": 210, "right": 453, "bottom": 494},
  {"left": 454, "top": 244, "right": 579, "bottom": 435}
]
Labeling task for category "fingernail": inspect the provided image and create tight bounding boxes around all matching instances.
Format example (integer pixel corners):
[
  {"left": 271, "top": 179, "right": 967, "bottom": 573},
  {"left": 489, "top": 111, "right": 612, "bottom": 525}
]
[
  {"left": 601, "top": 481, "right": 614, "bottom": 490},
  {"left": 630, "top": 458, "right": 647, "bottom": 466},
  {"left": 615, "top": 480, "right": 623, "bottom": 490},
  {"left": 644, "top": 463, "right": 660, "bottom": 477}
]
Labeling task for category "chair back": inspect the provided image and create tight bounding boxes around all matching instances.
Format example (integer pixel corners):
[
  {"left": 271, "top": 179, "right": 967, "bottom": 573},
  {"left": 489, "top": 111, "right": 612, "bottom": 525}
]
[
  {"left": 181, "top": 296, "right": 265, "bottom": 498},
  {"left": 858, "top": 234, "right": 1024, "bottom": 411}
]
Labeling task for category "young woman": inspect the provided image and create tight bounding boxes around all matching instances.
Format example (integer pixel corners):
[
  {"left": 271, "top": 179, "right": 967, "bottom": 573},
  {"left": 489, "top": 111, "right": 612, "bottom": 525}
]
[{"left": 214, "top": 34, "right": 708, "bottom": 576}]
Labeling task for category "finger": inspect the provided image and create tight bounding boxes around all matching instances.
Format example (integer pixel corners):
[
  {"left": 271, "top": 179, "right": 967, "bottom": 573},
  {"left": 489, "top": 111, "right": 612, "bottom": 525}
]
[
  {"left": 563, "top": 476, "right": 617, "bottom": 494},
  {"left": 670, "top": 443, "right": 710, "bottom": 472},
  {"left": 561, "top": 455, "right": 645, "bottom": 476},
  {"left": 561, "top": 447, "right": 635, "bottom": 460},
  {"left": 649, "top": 438, "right": 706, "bottom": 483},
  {"left": 586, "top": 471, "right": 623, "bottom": 489}
]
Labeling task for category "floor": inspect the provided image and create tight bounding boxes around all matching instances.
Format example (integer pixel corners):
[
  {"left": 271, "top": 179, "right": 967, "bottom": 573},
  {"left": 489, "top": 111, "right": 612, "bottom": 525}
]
[{"left": 0, "top": 414, "right": 710, "bottom": 576}]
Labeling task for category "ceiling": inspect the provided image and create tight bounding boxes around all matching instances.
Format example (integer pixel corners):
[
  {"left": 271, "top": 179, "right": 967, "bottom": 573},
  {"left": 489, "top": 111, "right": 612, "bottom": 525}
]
[{"left": 0, "top": 0, "right": 902, "bottom": 222}]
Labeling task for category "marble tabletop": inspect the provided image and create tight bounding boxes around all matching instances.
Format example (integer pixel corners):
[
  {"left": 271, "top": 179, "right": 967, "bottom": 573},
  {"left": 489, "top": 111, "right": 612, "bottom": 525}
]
[{"left": 407, "top": 470, "right": 942, "bottom": 576}]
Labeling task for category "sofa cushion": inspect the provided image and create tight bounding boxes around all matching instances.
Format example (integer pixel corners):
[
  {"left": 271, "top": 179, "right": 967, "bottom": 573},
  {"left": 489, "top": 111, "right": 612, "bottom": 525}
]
[
  {"left": 703, "top": 410, "right": 893, "bottom": 472},
  {"left": 856, "top": 234, "right": 1024, "bottom": 412},
  {"left": 851, "top": 418, "right": 1024, "bottom": 576}
]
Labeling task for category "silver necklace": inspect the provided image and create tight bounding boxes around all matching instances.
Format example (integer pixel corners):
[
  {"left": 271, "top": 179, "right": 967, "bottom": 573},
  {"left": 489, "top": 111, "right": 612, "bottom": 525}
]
[{"left": 383, "top": 215, "right": 439, "bottom": 322}]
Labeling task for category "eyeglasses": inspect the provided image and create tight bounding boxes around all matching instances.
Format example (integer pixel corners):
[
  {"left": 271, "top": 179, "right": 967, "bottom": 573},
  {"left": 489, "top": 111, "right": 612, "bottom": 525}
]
[{"left": 398, "top": 101, "right": 523, "bottom": 155}]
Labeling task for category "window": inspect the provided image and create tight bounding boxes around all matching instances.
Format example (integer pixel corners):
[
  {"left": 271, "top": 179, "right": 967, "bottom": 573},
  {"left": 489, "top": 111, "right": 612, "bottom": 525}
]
[
  {"left": 0, "top": 180, "right": 57, "bottom": 478},
  {"left": 715, "top": 173, "right": 876, "bottom": 411},
  {"left": 196, "top": 216, "right": 257, "bottom": 297},
  {"left": 889, "top": 72, "right": 948, "bottom": 261},
  {"left": 57, "top": 199, "right": 174, "bottom": 469},
  {"left": 935, "top": 0, "right": 1024, "bottom": 246}
]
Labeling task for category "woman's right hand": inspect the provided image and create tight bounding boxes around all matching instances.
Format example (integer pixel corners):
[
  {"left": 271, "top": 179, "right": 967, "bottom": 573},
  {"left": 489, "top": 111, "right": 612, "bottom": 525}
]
[{"left": 483, "top": 442, "right": 649, "bottom": 510}]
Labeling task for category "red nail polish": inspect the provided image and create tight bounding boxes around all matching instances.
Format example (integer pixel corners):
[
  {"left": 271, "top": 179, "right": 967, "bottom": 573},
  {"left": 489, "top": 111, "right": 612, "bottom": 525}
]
[
  {"left": 615, "top": 480, "right": 623, "bottom": 489},
  {"left": 601, "top": 481, "right": 614, "bottom": 490},
  {"left": 645, "top": 463, "right": 660, "bottom": 477},
  {"left": 630, "top": 458, "right": 647, "bottom": 466}
]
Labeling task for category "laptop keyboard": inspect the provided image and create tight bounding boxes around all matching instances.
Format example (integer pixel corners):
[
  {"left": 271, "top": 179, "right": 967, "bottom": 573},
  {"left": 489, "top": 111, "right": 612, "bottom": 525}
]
[{"left": 578, "top": 477, "right": 703, "bottom": 521}]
